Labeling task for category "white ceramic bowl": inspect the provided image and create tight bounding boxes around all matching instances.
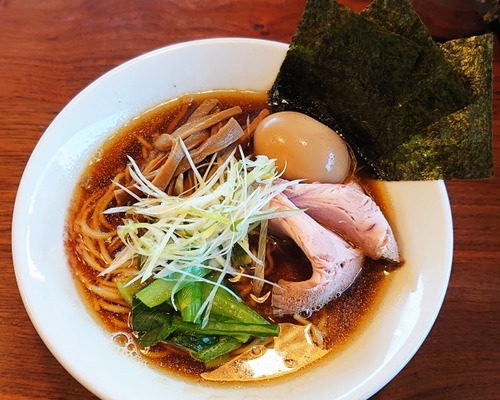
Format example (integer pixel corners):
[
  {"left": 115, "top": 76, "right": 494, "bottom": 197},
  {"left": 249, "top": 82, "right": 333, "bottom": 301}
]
[{"left": 12, "top": 38, "right": 453, "bottom": 400}]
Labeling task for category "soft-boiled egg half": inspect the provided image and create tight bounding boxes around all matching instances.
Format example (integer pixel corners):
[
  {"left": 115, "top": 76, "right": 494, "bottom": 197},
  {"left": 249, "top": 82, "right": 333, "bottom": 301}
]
[{"left": 253, "top": 111, "right": 352, "bottom": 183}]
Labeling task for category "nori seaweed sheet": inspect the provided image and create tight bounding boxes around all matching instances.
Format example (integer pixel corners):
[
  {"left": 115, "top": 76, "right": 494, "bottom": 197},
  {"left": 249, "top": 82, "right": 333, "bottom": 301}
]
[
  {"left": 375, "top": 34, "right": 493, "bottom": 180},
  {"left": 268, "top": 0, "right": 422, "bottom": 162},
  {"left": 361, "top": 0, "right": 473, "bottom": 153},
  {"left": 269, "top": 0, "right": 492, "bottom": 180}
]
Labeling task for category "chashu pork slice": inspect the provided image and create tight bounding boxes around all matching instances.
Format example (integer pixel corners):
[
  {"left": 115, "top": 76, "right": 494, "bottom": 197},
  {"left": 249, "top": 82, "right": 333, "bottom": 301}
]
[
  {"left": 269, "top": 193, "right": 364, "bottom": 316},
  {"left": 284, "top": 182, "right": 400, "bottom": 263}
]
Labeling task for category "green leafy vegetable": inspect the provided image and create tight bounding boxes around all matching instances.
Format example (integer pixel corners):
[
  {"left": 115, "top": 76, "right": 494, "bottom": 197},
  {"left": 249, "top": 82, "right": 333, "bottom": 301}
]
[
  {"left": 171, "top": 315, "right": 279, "bottom": 338},
  {"left": 131, "top": 299, "right": 177, "bottom": 348},
  {"left": 176, "top": 281, "right": 203, "bottom": 323},
  {"left": 116, "top": 278, "right": 148, "bottom": 305},
  {"left": 131, "top": 277, "right": 280, "bottom": 362},
  {"left": 199, "top": 277, "right": 269, "bottom": 325},
  {"left": 167, "top": 334, "right": 242, "bottom": 363},
  {"left": 135, "top": 265, "right": 210, "bottom": 308},
  {"left": 231, "top": 241, "right": 253, "bottom": 267}
]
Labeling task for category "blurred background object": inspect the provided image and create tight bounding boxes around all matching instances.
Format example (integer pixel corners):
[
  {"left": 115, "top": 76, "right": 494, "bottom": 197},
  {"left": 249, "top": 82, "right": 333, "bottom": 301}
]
[{"left": 411, "top": 0, "right": 500, "bottom": 39}]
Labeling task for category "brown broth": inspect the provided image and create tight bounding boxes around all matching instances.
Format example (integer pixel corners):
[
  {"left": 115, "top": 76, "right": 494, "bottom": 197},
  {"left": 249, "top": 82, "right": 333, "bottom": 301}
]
[{"left": 65, "top": 90, "right": 397, "bottom": 384}]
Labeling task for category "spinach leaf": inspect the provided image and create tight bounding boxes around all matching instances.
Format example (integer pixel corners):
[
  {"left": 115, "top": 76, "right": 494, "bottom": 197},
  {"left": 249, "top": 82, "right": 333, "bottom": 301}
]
[
  {"left": 167, "top": 333, "right": 243, "bottom": 363},
  {"left": 131, "top": 297, "right": 177, "bottom": 348}
]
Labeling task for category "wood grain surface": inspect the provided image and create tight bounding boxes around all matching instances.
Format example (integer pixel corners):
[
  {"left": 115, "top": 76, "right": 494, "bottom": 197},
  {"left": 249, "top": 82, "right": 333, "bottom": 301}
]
[{"left": 1, "top": 1, "right": 498, "bottom": 399}]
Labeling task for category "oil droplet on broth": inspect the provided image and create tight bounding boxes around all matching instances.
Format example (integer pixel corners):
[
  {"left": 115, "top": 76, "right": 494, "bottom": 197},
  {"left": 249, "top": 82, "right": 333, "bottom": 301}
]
[
  {"left": 251, "top": 346, "right": 264, "bottom": 357},
  {"left": 111, "top": 332, "right": 140, "bottom": 359},
  {"left": 112, "top": 332, "right": 130, "bottom": 347},
  {"left": 284, "top": 358, "right": 297, "bottom": 368}
]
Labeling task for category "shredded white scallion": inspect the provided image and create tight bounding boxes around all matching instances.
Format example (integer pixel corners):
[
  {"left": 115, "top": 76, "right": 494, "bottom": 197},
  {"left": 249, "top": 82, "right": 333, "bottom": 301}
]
[{"left": 100, "top": 143, "right": 301, "bottom": 310}]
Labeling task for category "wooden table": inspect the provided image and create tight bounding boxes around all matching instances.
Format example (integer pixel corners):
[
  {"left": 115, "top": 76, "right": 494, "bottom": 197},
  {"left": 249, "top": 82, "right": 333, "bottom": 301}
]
[{"left": 1, "top": 1, "right": 498, "bottom": 399}]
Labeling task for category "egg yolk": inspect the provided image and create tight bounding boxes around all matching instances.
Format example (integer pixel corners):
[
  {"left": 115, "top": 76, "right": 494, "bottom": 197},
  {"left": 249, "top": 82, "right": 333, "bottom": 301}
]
[{"left": 253, "top": 111, "right": 352, "bottom": 183}]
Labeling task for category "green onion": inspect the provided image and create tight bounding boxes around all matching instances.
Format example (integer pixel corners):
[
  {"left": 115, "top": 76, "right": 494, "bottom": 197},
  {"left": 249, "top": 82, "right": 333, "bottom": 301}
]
[{"left": 101, "top": 145, "right": 301, "bottom": 325}]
